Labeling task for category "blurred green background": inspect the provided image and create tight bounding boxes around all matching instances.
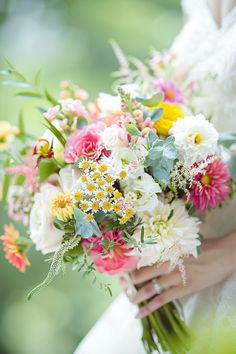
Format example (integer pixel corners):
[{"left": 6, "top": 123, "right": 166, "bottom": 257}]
[{"left": 0, "top": 1, "right": 182, "bottom": 353}]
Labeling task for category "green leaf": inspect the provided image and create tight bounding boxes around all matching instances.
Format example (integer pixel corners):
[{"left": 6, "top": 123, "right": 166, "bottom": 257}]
[
  {"left": 77, "top": 116, "right": 88, "bottom": 129},
  {"left": 45, "top": 89, "right": 58, "bottom": 105},
  {"left": 2, "top": 172, "right": 11, "bottom": 204},
  {"left": 74, "top": 208, "right": 87, "bottom": 221},
  {"left": 2, "top": 80, "right": 30, "bottom": 88},
  {"left": 43, "top": 118, "right": 66, "bottom": 146},
  {"left": 11, "top": 70, "right": 27, "bottom": 82},
  {"left": 218, "top": 133, "right": 236, "bottom": 149},
  {"left": 140, "top": 226, "right": 145, "bottom": 243},
  {"left": 148, "top": 131, "right": 158, "bottom": 146},
  {"left": 0, "top": 69, "right": 11, "bottom": 75},
  {"left": 34, "top": 69, "right": 41, "bottom": 88},
  {"left": 27, "top": 236, "right": 80, "bottom": 300},
  {"left": 38, "top": 159, "right": 58, "bottom": 183},
  {"left": 15, "top": 91, "right": 42, "bottom": 99},
  {"left": 150, "top": 108, "right": 163, "bottom": 122},
  {"left": 124, "top": 123, "right": 141, "bottom": 137},
  {"left": 136, "top": 92, "right": 163, "bottom": 108},
  {"left": 90, "top": 219, "right": 101, "bottom": 236},
  {"left": 18, "top": 110, "right": 25, "bottom": 135},
  {"left": 76, "top": 219, "right": 94, "bottom": 238}
]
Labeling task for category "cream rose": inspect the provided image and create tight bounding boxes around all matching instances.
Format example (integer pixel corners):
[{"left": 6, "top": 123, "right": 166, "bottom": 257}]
[
  {"left": 101, "top": 124, "right": 129, "bottom": 150},
  {"left": 29, "top": 184, "right": 64, "bottom": 254}
]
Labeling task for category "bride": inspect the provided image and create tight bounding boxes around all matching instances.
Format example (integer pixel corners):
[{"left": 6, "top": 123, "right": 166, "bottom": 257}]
[{"left": 75, "top": 0, "right": 236, "bottom": 353}]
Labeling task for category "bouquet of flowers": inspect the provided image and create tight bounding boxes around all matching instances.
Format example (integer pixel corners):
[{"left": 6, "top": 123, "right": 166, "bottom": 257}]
[{"left": 1, "top": 64, "right": 236, "bottom": 354}]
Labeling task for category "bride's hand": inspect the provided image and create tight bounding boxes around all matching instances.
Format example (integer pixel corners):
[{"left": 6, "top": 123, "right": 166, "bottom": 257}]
[{"left": 121, "top": 232, "right": 236, "bottom": 319}]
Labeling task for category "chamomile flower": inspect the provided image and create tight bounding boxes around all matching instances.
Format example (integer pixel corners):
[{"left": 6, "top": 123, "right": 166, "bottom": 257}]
[{"left": 49, "top": 193, "right": 74, "bottom": 221}]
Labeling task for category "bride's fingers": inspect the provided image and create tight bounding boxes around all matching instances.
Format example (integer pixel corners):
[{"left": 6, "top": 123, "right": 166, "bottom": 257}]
[
  {"left": 132, "top": 271, "right": 181, "bottom": 304},
  {"left": 136, "top": 285, "right": 185, "bottom": 319},
  {"left": 130, "top": 262, "right": 170, "bottom": 285}
]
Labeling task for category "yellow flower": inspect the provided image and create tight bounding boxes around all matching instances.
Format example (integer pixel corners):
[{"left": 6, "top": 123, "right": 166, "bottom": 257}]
[
  {"left": 86, "top": 213, "right": 94, "bottom": 222},
  {"left": 153, "top": 102, "right": 184, "bottom": 136},
  {"left": 98, "top": 163, "right": 108, "bottom": 173},
  {"left": 91, "top": 201, "right": 100, "bottom": 211},
  {"left": 74, "top": 191, "right": 83, "bottom": 201},
  {"left": 114, "top": 191, "right": 122, "bottom": 199},
  {"left": 96, "top": 191, "right": 105, "bottom": 200},
  {"left": 92, "top": 172, "right": 101, "bottom": 180},
  {"left": 81, "top": 160, "right": 90, "bottom": 170},
  {"left": 119, "top": 170, "right": 127, "bottom": 179},
  {"left": 81, "top": 201, "right": 89, "bottom": 211},
  {"left": 125, "top": 207, "right": 134, "bottom": 218},
  {"left": 86, "top": 182, "right": 96, "bottom": 193},
  {"left": 97, "top": 179, "right": 105, "bottom": 187},
  {"left": 50, "top": 193, "right": 74, "bottom": 221},
  {"left": 105, "top": 185, "right": 114, "bottom": 194},
  {"left": 0, "top": 121, "right": 19, "bottom": 151},
  {"left": 105, "top": 175, "right": 113, "bottom": 183},
  {"left": 102, "top": 201, "right": 112, "bottom": 211},
  {"left": 81, "top": 175, "right": 87, "bottom": 183},
  {"left": 113, "top": 203, "right": 121, "bottom": 212},
  {"left": 120, "top": 217, "right": 129, "bottom": 224}
]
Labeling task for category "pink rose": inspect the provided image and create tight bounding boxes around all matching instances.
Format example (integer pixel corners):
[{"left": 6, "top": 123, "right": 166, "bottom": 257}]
[
  {"left": 83, "top": 229, "right": 139, "bottom": 275},
  {"left": 64, "top": 123, "right": 106, "bottom": 162}
]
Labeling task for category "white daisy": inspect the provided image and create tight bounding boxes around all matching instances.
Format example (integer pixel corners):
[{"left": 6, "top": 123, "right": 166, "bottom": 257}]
[{"left": 170, "top": 114, "right": 219, "bottom": 166}]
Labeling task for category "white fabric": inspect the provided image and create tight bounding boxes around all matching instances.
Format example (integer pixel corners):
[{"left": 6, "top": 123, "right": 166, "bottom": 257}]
[{"left": 74, "top": 1, "right": 236, "bottom": 353}]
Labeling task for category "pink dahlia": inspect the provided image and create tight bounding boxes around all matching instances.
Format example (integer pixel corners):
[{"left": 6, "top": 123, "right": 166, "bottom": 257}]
[
  {"left": 154, "top": 79, "right": 184, "bottom": 104},
  {"left": 83, "top": 229, "right": 139, "bottom": 275},
  {"left": 189, "top": 158, "right": 231, "bottom": 212},
  {"left": 64, "top": 123, "right": 106, "bottom": 163}
]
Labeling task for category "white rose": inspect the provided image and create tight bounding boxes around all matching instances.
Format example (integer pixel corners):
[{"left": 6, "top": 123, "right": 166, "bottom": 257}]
[
  {"left": 101, "top": 124, "right": 129, "bottom": 150},
  {"left": 97, "top": 93, "right": 121, "bottom": 115},
  {"left": 29, "top": 184, "right": 64, "bottom": 254},
  {"left": 59, "top": 166, "right": 81, "bottom": 193}
]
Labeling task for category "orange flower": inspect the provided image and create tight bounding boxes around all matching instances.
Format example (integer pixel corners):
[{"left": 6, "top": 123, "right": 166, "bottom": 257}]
[{"left": 0, "top": 224, "right": 30, "bottom": 272}]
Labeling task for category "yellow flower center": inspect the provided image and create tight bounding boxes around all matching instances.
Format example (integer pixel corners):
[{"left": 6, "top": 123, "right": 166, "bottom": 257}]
[
  {"left": 105, "top": 175, "right": 113, "bottom": 183},
  {"left": 105, "top": 185, "right": 114, "bottom": 194},
  {"left": 201, "top": 175, "right": 211, "bottom": 185},
  {"left": 120, "top": 217, "right": 128, "bottom": 225},
  {"left": 81, "top": 175, "right": 87, "bottom": 183},
  {"left": 86, "top": 213, "right": 94, "bottom": 222},
  {"left": 92, "top": 201, "right": 99, "bottom": 211},
  {"left": 74, "top": 191, "right": 83, "bottom": 201},
  {"left": 81, "top": 202, "right": 89, "bottom": 211},
  {"left": 125, "top": 208, "right": 134, "bottom": 218},
  {"left": 114, "top": 191, "right": 122, "bottom": 199},
  {"left": 97, "top": 179, "right": 105, "bottom": 187},
  {"left": 86, "top": 182, "right": 96, "bottom": 192},
  {"left": 92, "top": 172, "right": 101, "bottom": 180},
  {"left": 188, "top": 131, "right": 202, "bottom": 145},
  {"left": 113, "top": 203, "right": 121, "bottom": 212},
  {"left": 81, "top": 161, "right": 90, "bottom": 169},
  {"left": 98, "top": 163, "right": 108, "bottom": 173},
  {"left": 96, "top": 191, "right": 105, "bottom": 200},
  {"left": 119, "top": 170, "right": 127, "bottom": 179},
  {"left": 102, "top": 201, "right": 112, "bottom": 211}
]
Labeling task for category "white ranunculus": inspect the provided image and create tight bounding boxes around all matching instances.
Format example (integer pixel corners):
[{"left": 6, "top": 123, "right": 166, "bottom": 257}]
[
  {"left": 29, "top": 184, "right": 64, "bottom": 255},
  {"left": 170, "top": 114, "right": 219, "bottom": 166},
  {"left": 97, "top": 93, "right": 121, "bottom": 115},
  {"left": 123, "top": 173, "right": 161, "bottom": 214},
  {"left": 101, "top": 124, "right": 129, "bottom": 150}
]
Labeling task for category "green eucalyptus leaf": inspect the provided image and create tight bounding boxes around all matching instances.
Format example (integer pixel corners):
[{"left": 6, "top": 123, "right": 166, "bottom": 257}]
[
  {"left": 148, "top": 131, "right": 158, "bottom": 146},
  {"left": 124, "top": 123, "right": 141, "bottom": 136},
  {"left": 90, "top": 219, "right": 101, "bottom": 236},
  {"left": 150, "top": 108, "right": 163, "bottom": 122},
  {"left": 218, "top": 133, "right": 236, "bottom": 149},
  {"left": 76, "top": 219, "right": 94, "bottom": 238}
]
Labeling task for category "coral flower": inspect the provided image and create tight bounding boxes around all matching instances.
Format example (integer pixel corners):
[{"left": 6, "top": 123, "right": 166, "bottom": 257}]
[
  {"left": 154, "top": 80, "right": 184, "bottom": 104},
  {"left": 83, "top": 229, "right": 139, "bottom": 275},
  {"left": 0, "top": 224, "right": 30, "bottom": 272},
  {"left": 189, "top": 158, "right": 231, "bottom": 212},
  {"left": 49, "top": 192, "right": 75, "bottom": 221},
  {"left": 153, "top": 102, "right": 184, "bottom": 136}
]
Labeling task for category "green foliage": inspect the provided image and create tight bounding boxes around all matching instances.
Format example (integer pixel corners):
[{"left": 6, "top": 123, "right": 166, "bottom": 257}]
[
  {"left": 76, "top": 116, "right": 88, "bottom": 129},
  {"left": 74, "top": 208, "right": 101, "bottom": 238},
  {"left": 124, "top": 123, "right": 141, "bottom": 136},
  {"left": 43, "top": 117, "right": 66, "bottom": 146},
  {"left": 136, "top": 92, "right": 163, "bottom": 108},
  {"left": 145, "top": 134, "right": 177, "bottom": 183},
  {"left": 229, "top": 154, "right": 236, "bottom": 182},
  {"left": 218, "top": 133, "right": 236, "bottom": 148},
  {"left": 150, "top": 108, "right": 164, "bottom": 122},
  {"left": 38, "top": 159, "right": 59, "bottom": 183},
  {"left": 27, "top": 236, "right": 81, "bottom": 300}
]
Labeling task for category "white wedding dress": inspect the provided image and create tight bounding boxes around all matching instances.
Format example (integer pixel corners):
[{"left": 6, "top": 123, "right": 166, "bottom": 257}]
[{"left": 75, "top": 1, "right": 236, "bottom": 353}]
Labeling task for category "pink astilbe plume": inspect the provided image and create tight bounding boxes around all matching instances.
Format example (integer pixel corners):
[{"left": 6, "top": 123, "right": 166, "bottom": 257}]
[
  {"left": 6, "top": 150, "right": 39, "bottom": 193},
  {"left": 189, "top": 158, "right": 231, "bottom": 212},
  {"left": 83, "top": 229, "right": 139, "bottom": 275}
]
